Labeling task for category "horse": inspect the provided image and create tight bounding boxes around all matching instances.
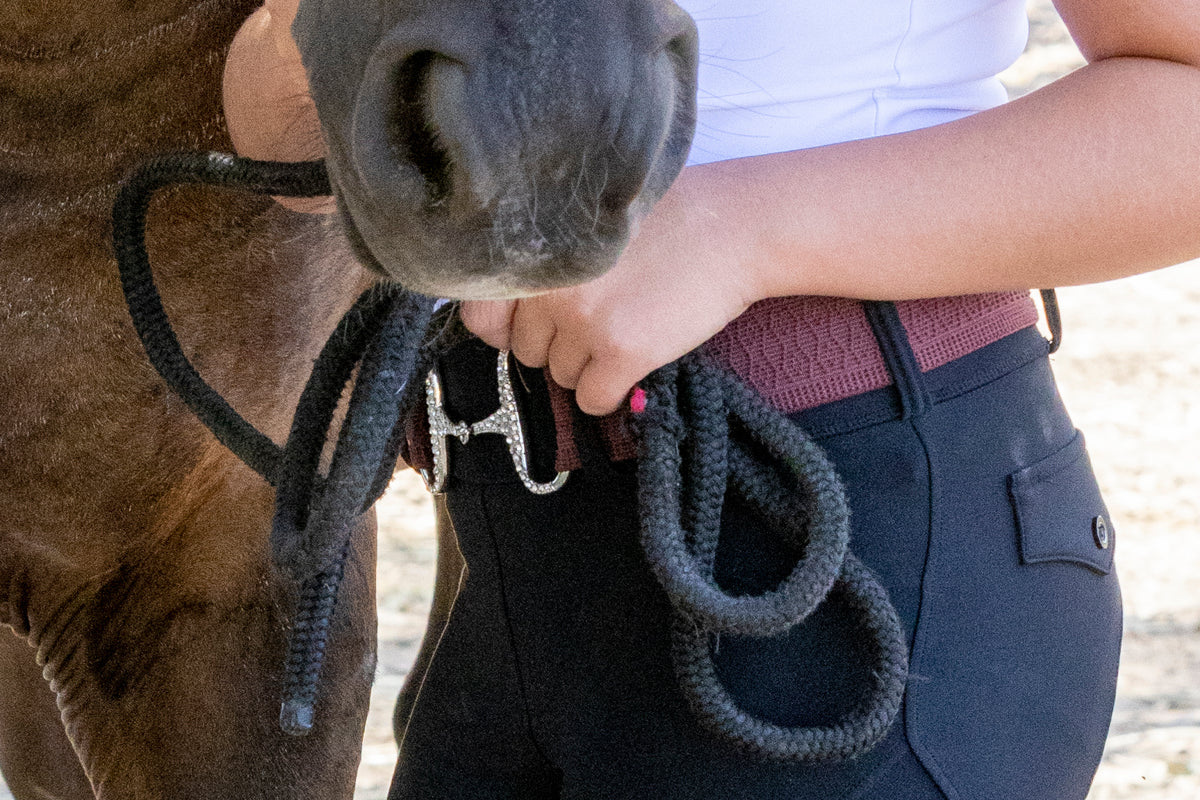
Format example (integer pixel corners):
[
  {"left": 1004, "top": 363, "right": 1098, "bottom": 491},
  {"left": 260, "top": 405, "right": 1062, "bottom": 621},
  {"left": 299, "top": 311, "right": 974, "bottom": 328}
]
[{"left": 0, "top": 0, "right": 697, "bottom": 797}]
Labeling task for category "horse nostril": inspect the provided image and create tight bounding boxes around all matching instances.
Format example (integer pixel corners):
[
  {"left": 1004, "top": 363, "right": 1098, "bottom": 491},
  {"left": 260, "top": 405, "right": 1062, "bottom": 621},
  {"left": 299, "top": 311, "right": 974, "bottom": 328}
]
[
  {"left": 390, "top": 51, "right": 453, "bottom": 205},
  {"left": 664, "top": 30, "right": 697, "bottom": 76}
]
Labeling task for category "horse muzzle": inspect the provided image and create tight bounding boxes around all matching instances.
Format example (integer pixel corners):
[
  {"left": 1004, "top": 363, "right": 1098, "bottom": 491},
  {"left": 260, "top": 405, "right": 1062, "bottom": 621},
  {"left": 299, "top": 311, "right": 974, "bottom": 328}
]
[{"left": 294, "top": 0, "right": 698, "bottom": 299}]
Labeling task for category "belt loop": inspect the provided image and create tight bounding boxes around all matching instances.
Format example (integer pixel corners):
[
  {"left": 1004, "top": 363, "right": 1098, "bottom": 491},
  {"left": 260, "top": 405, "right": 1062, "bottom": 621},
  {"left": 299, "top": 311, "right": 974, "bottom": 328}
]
[{"left": 862, "top": 301, "right": 932, "bottom": 420}]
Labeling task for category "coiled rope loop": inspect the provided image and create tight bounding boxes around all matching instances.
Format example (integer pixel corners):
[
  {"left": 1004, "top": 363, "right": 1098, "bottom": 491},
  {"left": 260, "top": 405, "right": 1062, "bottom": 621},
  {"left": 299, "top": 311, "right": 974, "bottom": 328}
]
[
  {"left": 634, "top": 354, "right": 908, "bottom": 761},
  {"left": 114, "top": 151, "right": 908, "bottom": 759}
]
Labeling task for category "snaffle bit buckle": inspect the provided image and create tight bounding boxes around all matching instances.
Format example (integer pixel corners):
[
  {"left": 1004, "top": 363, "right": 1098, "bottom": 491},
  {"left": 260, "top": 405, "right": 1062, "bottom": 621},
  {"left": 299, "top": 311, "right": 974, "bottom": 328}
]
[{"left": 420, "top": 350, "right": 570, "bottom": 495}]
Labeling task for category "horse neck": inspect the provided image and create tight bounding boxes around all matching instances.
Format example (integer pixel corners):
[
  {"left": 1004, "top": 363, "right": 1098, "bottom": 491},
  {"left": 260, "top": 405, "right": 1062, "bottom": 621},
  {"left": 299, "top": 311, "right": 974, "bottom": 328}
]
[{"left": 0, "top": 0, "right": 259, "bottom": 214}]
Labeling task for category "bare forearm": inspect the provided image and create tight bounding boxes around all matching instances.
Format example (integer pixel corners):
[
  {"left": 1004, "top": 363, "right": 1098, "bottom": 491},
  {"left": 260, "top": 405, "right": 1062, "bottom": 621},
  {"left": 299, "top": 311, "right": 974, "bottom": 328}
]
[{"left": 684, "top": 56, "right": 1200, "bottom": 302}]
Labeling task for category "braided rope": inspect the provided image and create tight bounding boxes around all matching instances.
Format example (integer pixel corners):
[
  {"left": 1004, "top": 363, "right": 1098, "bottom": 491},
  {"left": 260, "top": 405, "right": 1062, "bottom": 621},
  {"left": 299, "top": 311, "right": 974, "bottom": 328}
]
[
  {"left": 268, "top": 286, "right": 399, "bottom": 570},
  {"left": 634, "top": 354, "right": 908, "bottom": 761},
  {"left": 112, "top": 152, "right": 331, "bottom": 482},
  {"left": 113, "top": 154, "right": 438, "bottom": 736},
  {"left": 279, "top": 542, "right": 348, "bottom": 734},
  {"left": 636, "top": 358, "right": 848, "bottom": 637},
  {"left": 114, "top": 152, "right": 907, "bottom": 758},
  {"left": 274, "top": 289, "right": 435, "bottom": 734}
]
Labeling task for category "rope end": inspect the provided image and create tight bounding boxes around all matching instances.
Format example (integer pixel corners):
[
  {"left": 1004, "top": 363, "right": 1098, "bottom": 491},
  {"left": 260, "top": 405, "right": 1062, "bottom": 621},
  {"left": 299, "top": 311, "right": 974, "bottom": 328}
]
[{"left": 279, "top": 699, "right": 315, "bottom": 737}]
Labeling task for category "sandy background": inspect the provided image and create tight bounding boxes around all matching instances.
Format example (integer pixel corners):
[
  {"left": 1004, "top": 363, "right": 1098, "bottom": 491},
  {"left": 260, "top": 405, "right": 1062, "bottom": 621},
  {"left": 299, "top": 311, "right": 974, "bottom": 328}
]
[{"left": 3, "top": 1, "right": 1197, "bottom": 798}]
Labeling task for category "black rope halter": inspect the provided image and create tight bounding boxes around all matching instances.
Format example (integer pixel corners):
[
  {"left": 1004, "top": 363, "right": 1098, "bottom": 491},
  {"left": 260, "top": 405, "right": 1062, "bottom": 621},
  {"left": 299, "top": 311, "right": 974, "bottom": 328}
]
[{"left": 112, "top": 151, "right": 908, "bottom": 759}]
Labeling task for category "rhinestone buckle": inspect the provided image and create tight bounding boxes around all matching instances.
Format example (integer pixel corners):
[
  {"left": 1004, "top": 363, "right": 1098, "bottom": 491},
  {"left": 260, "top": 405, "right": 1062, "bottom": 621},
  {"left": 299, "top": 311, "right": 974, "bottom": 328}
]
[{"left": 420, "top": 350, "right": 570, "bottom": 495}]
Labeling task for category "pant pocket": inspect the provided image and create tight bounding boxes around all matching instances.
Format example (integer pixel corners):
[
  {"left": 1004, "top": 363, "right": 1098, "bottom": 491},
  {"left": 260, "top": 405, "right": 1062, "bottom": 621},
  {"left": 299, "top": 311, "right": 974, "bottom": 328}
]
[{"left": 906, "top": 430, "right": 1122, "bottom": 800}]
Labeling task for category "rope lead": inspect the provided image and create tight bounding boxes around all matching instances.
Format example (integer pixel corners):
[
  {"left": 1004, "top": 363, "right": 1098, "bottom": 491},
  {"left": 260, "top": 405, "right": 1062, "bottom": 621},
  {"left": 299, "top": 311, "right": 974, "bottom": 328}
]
[
  {"left": 113, "top": 153, "right": 437, "bottom": 736},
  {"left": 634, "top": 355, "right": 907, "bottom": 761},
  {"left": 114, "top": 151, "right": 907, "bottom": 758}
]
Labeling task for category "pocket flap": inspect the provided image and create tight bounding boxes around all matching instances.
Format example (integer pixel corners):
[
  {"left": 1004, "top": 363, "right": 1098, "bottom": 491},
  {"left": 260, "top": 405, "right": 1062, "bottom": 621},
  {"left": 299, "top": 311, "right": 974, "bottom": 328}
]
[{"left": 1008, "top": 432, "right": 1114, "bottom": 575}]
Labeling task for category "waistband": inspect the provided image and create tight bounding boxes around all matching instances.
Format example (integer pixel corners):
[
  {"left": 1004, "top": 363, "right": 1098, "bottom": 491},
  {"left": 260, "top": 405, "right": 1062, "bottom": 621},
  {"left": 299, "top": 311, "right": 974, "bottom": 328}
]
[
  {"left": 403, "top": 292, "right": 1049, "bottom": 485},
  {"left": 704, "top": 291, "right": 1038, "bottom": 414}
]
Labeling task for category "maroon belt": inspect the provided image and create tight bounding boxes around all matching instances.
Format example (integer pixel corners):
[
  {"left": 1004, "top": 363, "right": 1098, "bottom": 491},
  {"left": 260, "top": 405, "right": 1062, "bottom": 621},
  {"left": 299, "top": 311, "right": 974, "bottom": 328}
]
[{"left": 403, "top": 291, "right": 1037, "bottom": 482}]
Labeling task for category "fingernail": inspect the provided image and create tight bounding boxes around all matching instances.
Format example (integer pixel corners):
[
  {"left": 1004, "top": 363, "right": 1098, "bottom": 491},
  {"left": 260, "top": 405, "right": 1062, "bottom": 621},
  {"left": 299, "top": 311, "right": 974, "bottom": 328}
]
[{"left": 630, "top": 387, "right": 647, "bottom": 414}]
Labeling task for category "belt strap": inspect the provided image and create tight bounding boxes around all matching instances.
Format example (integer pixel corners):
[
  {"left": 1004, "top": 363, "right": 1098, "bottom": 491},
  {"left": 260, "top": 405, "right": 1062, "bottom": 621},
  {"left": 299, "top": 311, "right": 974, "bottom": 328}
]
[{"left": 404, "top": 292, "right": 1046, "bottom": 477}]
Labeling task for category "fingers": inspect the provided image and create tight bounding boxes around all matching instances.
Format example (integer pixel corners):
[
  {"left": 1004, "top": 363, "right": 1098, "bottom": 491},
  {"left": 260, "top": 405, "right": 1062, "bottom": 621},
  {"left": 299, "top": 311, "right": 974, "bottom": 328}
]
[
  {"left": 459, "top": 300, "right": 517, "bottom": 351},
  {"left": 546, "top": 336, "right": 591, "bottom": 392},
  {"left": 508, "top": 302, "right": 556, "bottom": 369},
  {"left": 462, "top": 297, "right": 566, "bottom": 376},
  {"left": 462, "top": 296, "right": 645, "bottom": 416},
  {"left": 573, "top": 355, "right": 642, "bottom": 417},
  {"left": 506, "top": 299, "right": 607, "bottom": 404}
]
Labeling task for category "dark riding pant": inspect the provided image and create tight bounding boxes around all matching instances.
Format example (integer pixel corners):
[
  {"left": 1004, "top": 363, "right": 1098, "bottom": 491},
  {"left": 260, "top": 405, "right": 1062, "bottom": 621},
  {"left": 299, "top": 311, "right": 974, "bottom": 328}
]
[{"left": 388, "top": 309, "right": 1121, "bottom": 800}]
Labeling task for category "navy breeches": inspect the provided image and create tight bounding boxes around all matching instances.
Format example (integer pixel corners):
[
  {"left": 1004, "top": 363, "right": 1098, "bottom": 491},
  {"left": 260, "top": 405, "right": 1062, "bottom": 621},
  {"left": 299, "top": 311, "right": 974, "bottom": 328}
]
[{"left": 388, "top": 311, "right": 1121, "bottom": 800}]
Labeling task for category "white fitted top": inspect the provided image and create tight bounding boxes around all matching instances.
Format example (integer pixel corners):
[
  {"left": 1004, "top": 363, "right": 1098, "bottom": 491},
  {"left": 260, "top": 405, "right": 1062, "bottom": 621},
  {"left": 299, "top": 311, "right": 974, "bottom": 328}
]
[{"left": 678, "top": 0, "right": 1029, "bottom": 164}]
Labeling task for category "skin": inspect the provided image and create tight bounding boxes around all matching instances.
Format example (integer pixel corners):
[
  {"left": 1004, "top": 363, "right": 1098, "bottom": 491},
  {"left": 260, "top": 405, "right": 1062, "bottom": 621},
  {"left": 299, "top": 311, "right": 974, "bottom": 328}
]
[
  {"left": 226, "top": 0, "right": 1200, "bottom": 416},
  {"left": 223, "top": 0, "right": 334, "bottom": 212}
]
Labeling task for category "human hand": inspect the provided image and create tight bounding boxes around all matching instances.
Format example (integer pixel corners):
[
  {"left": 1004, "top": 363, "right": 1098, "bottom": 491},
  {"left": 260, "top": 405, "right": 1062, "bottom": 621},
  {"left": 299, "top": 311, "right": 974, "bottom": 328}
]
[
  {"left": 222, "top": 0, "right": 334, "bottom": 213},
  {"left": 460, "top": 175, "right": 761, "bottom": 416}
]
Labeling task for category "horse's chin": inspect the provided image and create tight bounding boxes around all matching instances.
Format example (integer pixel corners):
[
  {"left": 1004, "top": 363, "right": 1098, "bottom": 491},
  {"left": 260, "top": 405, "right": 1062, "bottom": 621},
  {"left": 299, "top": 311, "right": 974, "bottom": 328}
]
[
  {"left": 351, "top": 241, "right": 624, "bottom": 301},
  {"left": 334, "top": 183, "right": 628, "bottom": 300}
]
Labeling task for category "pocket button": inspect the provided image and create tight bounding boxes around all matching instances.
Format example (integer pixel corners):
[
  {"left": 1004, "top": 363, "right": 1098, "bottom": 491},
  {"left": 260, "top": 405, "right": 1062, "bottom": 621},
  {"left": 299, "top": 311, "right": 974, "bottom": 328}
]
[{"left": 1092, "top": 515, "right": 1110, "bottom": 550}]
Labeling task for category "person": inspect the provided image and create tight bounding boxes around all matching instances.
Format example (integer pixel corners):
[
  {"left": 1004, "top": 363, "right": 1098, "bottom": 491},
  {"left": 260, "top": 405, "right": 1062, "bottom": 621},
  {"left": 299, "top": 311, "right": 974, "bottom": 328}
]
[{"left": 224, "top": 1, "right": 1200, "bottom": 797}]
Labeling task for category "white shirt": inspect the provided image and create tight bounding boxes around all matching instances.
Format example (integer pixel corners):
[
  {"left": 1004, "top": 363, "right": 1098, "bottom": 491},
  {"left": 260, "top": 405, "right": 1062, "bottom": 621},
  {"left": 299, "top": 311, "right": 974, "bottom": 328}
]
[{"left": 678, "top": 0, "right": 1029, "bottom": 164}]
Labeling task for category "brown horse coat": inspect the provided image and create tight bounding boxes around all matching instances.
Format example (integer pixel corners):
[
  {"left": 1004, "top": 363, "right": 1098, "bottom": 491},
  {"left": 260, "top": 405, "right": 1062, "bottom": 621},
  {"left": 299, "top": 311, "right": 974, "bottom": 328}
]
[{"left": 1, "top": 2, "right": 375, "bottom": 797}]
